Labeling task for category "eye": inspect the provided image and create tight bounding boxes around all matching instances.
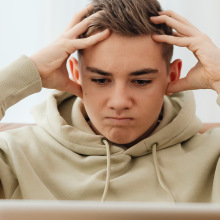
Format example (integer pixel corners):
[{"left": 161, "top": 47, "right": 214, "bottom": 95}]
[
  {"left": 91, "top": 78, "right": 110, "bottom": 85},
  {"left": 132, "top": 80, "right": 152, "bottom": 86}
]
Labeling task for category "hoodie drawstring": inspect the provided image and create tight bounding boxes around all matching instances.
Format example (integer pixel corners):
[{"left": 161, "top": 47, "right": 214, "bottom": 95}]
[
  {"left": 152, "top": 143, "right": 176, "bottom": 203},
  {"left": 100, "top": 141, "right": 175, "bottom": 202},
  {"left": 101, "top": 139, "right": 111, "bottom": 202}
]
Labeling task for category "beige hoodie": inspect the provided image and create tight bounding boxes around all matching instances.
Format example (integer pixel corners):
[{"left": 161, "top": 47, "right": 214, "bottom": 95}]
[{"left": 0, "top": 55, "right": 220, "bottom": 203}]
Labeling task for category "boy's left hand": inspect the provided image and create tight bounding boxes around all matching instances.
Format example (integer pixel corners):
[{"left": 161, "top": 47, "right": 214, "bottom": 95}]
[{"left": 150, "top": 10, "right": 220, "bottom": 94}]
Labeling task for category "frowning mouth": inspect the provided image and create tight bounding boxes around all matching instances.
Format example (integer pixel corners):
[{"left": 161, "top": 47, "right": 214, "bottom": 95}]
[
  {"left": 105, "top": 117, "right": 134, "bottom": 125},
  {"left": 107, "top": 117, "right": 133, "bottom": 120}
]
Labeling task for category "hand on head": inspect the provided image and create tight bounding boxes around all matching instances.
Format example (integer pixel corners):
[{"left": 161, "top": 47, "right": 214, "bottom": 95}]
[
  {"left": 30, "top": 6, "right": 220, "bottom": 96},
  {"left": 30, "top": 5, "right": 110, "bottom": 98},
  {"left": 151, "top": 10, "right": 220, "bottom": 94}
]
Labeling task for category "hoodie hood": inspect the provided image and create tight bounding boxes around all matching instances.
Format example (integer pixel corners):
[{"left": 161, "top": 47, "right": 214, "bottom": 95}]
[{"left": 31, "top": 91, "right": 202, "bottom": 157}]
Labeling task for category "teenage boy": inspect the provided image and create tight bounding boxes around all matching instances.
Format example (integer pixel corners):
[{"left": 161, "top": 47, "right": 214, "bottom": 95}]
[{"left": 0, "top": 0, "right": 220, "bottom": 203}]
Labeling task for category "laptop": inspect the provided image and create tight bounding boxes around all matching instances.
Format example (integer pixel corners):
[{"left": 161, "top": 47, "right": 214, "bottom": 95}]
[{"left": 0, "top": 200, "right": 220, "bottom": 220}]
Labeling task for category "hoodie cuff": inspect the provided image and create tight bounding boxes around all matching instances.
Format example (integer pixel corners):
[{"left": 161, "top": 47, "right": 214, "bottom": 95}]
[{"left": 0, "top": 55, "right": 42, "bottom": 116}]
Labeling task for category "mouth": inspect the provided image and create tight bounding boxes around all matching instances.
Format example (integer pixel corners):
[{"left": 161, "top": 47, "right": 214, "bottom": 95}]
[{"left": 105, "top": 117, "right": 134, "bottom": 125}]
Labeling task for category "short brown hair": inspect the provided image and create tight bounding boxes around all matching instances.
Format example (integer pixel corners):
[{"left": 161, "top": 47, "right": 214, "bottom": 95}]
[{"left": 79, "top": 0, "right": 173, "bottom": 64}]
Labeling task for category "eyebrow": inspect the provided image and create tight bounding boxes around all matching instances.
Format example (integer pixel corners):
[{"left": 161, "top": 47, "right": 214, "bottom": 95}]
[{"left": 86, "top": 66, "right": 159, "bottom": 76}]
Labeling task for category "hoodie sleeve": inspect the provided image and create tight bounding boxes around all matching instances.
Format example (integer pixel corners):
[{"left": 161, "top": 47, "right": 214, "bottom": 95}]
[
  {"left": 0, "top": 56, "right": 42, "bottom": 198},
  {"left": 0, "top": 55, "right": 42, "bottom": 119}
]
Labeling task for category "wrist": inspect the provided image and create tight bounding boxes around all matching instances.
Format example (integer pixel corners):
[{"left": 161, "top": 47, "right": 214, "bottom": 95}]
[
  {"left": 29, "top": 54, "right": 44, "bottom": 76},
  {"left": 211, "top": 81, "right": 220, "bottom": 94}
]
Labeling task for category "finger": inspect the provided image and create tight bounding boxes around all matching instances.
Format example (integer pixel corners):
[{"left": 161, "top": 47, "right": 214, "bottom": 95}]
[
  {"left": 173, "top": 31, "right": 184, "bottom": 38},
  {"left": 67, "top": 11, "right": 101, "bottom": 38},
  {"left": 71, "top": 29, "right": 111, "bottom": 51},
  {"left": 159, "top": 10, "right": 197, "bottom": 30},
  {"left": 152, "top": 34, "right": 191, "bottom": 48},
  {"left": 150, "top": 15, "right": 196, "bottom": 37},
  {"left": 65, "top": 4, "right": 93, "bottom": 31},
  {"left": 166, "top": 78, "right": 192, "bottom": 93}
]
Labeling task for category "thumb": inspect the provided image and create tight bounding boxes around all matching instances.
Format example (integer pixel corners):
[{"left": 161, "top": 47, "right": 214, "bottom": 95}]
[
  {"left": 166, "top": 77, "right": 191, "bottom": 94},
  {"left": 62, "top": 79, "right": 83, "bottom": 98}
]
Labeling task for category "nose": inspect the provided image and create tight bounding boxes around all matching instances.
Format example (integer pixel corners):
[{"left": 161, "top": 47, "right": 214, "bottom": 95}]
[{"left": 107, "top": 84, "right": 133, "bottom": 112}]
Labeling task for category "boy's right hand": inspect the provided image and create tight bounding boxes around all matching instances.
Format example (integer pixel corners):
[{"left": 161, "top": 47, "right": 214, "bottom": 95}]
[{"left": 30, "top": 5, "right": 110, "bottom": 98}]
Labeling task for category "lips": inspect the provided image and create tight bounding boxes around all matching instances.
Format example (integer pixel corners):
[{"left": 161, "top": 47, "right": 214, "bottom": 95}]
[{"left": 105, "top": 117, "right": 134, "bottom": 125}]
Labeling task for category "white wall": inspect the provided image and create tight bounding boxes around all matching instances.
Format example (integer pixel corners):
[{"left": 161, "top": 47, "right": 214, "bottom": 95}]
[{"left": 0, "top": 0, "right": 220, "bottom": 123}]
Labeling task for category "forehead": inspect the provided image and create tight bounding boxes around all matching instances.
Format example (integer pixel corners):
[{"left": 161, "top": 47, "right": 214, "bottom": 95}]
[{"left": 79, "top": 33, "right": 165, "bottom": 72}]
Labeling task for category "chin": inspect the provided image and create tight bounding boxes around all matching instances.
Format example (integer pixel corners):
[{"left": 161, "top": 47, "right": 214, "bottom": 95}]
[
  {"left": 105, "top": 128, "right": 152, "bottom": 147},
  {"left": 109, "top": 138, "right": 140, "bottom": 148},
  {"left": 106, "top": 133, "right": 137, "bottom": 146}
]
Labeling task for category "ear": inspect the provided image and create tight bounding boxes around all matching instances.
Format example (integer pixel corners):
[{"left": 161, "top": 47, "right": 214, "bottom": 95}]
[
  {"left": 69, "top": 57, "right": 80, "bottom": 84},
  {"left": 166, "top": 59, "right": 182, "bottom": 95},
  {"left": 169, "top": 59, "right": 182, "bottom": 82}
]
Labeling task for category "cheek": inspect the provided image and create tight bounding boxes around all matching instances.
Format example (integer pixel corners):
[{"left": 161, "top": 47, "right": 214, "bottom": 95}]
[
  {"left": 138, "top": 81, "right": 167, "bottom": 116},
  {"left": 80, "top": 78, "right": 95, "bottom": 103},
  {"left": 152, "top": 76, "right": 169, "bottom": 97},
  {"left": 141, "top": 80, "right": 167, "bottom": 101},
  {"left": 81, "top": 85, "right": 104, "bottom": 116}
]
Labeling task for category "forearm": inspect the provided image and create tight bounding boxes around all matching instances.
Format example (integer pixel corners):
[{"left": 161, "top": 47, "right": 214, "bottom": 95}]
[{"left": 0, "top": 55, "right": 42, "bottom": 119}]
